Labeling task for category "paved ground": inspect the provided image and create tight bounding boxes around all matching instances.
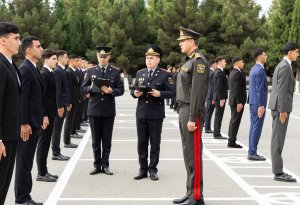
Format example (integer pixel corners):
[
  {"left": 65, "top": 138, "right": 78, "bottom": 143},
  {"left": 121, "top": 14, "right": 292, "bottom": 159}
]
[{"left": 5, "top": 92, "right": 300, "bottom": 205}]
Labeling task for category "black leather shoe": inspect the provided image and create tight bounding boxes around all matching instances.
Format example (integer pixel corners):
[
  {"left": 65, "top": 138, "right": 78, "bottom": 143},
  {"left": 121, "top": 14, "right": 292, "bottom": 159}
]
[
  {"left": 36, "top": 174, "right": 56, "bottom": 182},
  {"left": 76, "top": 129, "right": 86, "bottom": 133},
  {"left": 173, "top": 195, "right": 189, "bottom": 204},
  {"left": 214, "top": 135, "right": 227, "bottom": 140},
  {"left": 227, "top": 143, "right": 243, "bottom": 148},
  {"left": 134, "top": 172, "right": 147, "bottom": 180},
  {"left": 150, "top": 172, "right": 159, "bottom": 181},
  {"left": 46, "top": 172, "right": 58, "bottom": 179},
  {"left": 52, "top": 154, "right": 70, "bottom": 161},
  {"left": 102, "top": 167, "right": 113, "bottom": 175},
  {"left": 71, "top": 133, "right": 83, "bottom": 139},
  {"left": 205, "top": 130, "right": 213, "bottom": 133},
  {"left": 90, "top": 168, "right": 101, "bottom": 175},
  {"left": 64, "top": 142, "right": 78, "bottom": 148},
  {"left": 180, "top": 199, "right": 205, "bottom": 205},
  {"left": 274, "top": 173, "right": 297, "bottom": 182},
  {"left": 15, "top": 199, "right": 43, "bottom": 205},
  {"left": 247, "top": 154, "right": 266, "bottom": 161}
]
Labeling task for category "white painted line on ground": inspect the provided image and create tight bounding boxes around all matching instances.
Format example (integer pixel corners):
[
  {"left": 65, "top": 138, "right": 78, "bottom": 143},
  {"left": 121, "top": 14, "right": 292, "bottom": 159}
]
[
  {"left": 44, "top": 129, "right": 91, "bottom": 205},
  {"left": 87, "top": 139, "right": 181, "bottom": 142},
  {"left": 253, "top": 186, "right": 300, "bottom": 189},
  {"left": 59, "top": 197, "right": 254, "bottom": 201},
  {"left": 214, "top": 153, "right": 248, "bottom": 156},
  {"left": 240, "top": 175, "right": 273, "bottom": 178},
  {"left": 206, "top": 148, "right": 245, "bottom": 151},
  {"left": 113, "top": 126, "right": 178, "bottom": 129},
  {"left": 78, "top": 158, "right": 212, "bottom": 161},
  {"left": 230, "top": 166, "right": 271, "bottom": 169}
]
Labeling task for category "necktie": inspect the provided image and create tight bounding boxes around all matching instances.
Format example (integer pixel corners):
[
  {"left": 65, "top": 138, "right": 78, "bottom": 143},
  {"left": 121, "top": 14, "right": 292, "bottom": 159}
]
[
  {"left": 101, "top": 67, "right": 105, "bottom": 77},
  {"left": 148, "top": 70, "right": 153, "bottom": 79}
]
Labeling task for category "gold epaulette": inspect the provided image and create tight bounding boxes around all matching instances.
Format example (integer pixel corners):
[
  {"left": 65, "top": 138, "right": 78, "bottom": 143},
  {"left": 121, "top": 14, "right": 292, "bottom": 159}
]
[{"left": 194, "top": 52, "right": 201, "bottom": 59}]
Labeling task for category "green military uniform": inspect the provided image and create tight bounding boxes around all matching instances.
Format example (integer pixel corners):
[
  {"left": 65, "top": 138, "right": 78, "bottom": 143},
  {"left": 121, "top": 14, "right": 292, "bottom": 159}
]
[{"left": 176, "top": 27, "right": 209, "bottom": 204}]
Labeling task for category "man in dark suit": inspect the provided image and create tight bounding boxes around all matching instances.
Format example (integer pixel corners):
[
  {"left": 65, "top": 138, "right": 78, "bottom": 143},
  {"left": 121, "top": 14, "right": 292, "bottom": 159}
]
[
  {"left": 131, "top": 45, "right": 175, "bottom": 181},
  {"left": 36, "top": 49, "right": 59, "bottom": 183},
  {"left": 213, "top": 56, "right": 228, "bottom": 139},
  {"left": 82, "top": 46, "right": 124, "bottom": 175},
  {"left": 248, "top": 48, "right": 268, "bottom": 161},
  {"left": 269, "top": 42, "right": 299, "bottom": 182},
  {"left": 227, "top": 56, "right": 247, "bottom": 148},
  {"left": 52, "top": 50, "right": 70, "bottom": 161},
  {"left": 205, "top": 60, "right": 216, "bottom": 133},
  {"left": 15, "top": 36, "right": 45, "bottom": 205},
  {"left": 0, "top": 22, "right": 21, "bottom": 205},
  {"left": 63, "top": 54, "right": 80, "bottom": 148}
]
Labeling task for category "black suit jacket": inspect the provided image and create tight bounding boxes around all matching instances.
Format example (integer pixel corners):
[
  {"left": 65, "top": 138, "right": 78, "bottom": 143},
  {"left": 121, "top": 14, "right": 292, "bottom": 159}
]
[
  {"left": 53, "top": 65, "right": 69, "bottom": 108},
  {"left": 67, "top": 67, "right": 80, "bottom": 105},
  {"left": 20, "top": 59, "right": 44, "bottom": 129},
  {"left": 206, "top": 68, "right": 215, "bottom": 101},
  {"left": 228, "top": 68, "right": 247, "bottom": 105},
  {"left": 77, "top": 68, "right": 85, "bottom": 102},
  {"left": 130, "top": 68, "right": 175, "bottom": 119},
  {"left": 82, "top": 64, "right": 124, "bottom": 117},
  {"left": 213, "top": 68, "right": 228, "bottom": 100},
  {"left": 40, "top": 67, "right": 57, "bottom": 119},
  {"left": 0, "top": 53, "right": 21, "bottom": 141}
]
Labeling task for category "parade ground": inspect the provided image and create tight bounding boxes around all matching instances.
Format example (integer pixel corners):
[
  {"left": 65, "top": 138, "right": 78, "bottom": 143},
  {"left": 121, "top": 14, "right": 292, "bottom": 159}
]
[{"left": 5, "top": 91, "right": 300, "bottom": 205}]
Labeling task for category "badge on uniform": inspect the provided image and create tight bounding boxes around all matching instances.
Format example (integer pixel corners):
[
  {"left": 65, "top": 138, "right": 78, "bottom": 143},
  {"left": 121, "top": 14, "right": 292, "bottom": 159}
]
[
  {"left": 168, "top": 77, "right": 174, "bottom": 85},
  {"left": 197, "top": 64, "right": 205, "bottom": 74}
]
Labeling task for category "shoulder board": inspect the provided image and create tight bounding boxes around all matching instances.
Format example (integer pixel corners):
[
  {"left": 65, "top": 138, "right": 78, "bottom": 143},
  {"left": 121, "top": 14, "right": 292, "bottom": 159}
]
[
  {"left": 194, "top": 52, "right": 201, "bottom": 59},
  {"left": 159, "top": 68, "right": 168, "bottom": 73},
  {"left": 137, "top": 68, "right": 146, "bottom": 74},
  {"left": 109, "top": 65, "right": 120, "bottom": 70}
]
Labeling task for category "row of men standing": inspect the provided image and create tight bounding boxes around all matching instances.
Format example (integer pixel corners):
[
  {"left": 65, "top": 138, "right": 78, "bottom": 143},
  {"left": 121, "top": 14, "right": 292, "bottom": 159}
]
[{"left": 204, "top": 43, "right": 299, "bottom": 183}]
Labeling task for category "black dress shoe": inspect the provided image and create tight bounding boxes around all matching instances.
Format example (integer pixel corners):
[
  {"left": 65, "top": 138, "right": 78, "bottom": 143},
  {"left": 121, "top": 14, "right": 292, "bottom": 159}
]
[
  {"left": 150, "top": 172, "right": 159, "bottom": 181},
  {"left": 90, "top": 168, "right": 101, "bottom": 175},
  {"left": 180, "top": 199, "right": 205, "bottom": 205},
  {"left": 64, "top": 142, "right": 78, "bottom": 148},
  {"left": 134, "top": 172, "right": 147, "bottom": 180},
  {"left": 205, "top": 130, "right": 213, "bottom": 133},
  {"left": 71, "top": 133, "right": 83, "bottom": 139},
  {"left": 46, "top": 172, "right": 58, "bottom": 179},
  {"left": 173, "top": 195, "right": 189, "bottom": 204},
  {"left": 102, "top": 167, "right": 113, "bottom": 175},
  {"left": 16, "top": 199, "right": 44, "bottom": 205},
  {"left": 36, "top": 174, "right": 56, "bottom": 182},
  {"left": 76, "top": 128, "right": 86, "bottom": 133},
  {"left": 214, "top": 135, "right": 227, "bottom": 140},
  {"left": 227, "top": 143, "right": 243, "bottom": 148},
  {"left": 274, "top": 173, "right": 297, "bottom": 182},
  {"left": 52, "top": 154, "right": 70, "bottom": 161},
  {"left": 247, "top": 154, "right": 266, "bottom": 161}
]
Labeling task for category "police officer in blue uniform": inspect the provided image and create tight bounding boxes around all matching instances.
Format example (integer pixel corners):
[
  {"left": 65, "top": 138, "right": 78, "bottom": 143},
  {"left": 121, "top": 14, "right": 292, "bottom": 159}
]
[
  {"left": 131, "top": 45, "right": 175, "bottom": 181},
  {"left": 82, "top": 46, "right": 124, "bottom": 175}
]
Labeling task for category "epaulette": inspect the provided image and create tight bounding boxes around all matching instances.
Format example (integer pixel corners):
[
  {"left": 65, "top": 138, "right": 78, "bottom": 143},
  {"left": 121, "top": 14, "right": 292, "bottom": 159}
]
[
  {"left": 194, "top": 52, "right": 201, "bottom": 59},
  {"left": 110, "top": 65, "right": 120, "bottom": 70}
]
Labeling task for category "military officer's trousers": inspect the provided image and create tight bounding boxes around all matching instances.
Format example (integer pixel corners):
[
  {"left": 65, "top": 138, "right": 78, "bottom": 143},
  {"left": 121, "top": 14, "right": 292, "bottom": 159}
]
[
  {"left": 178, "top": 104, "right": 204, "bottom": 201},
  {"left": 136, "top": 118, "right": 163, "bottom": 174}
]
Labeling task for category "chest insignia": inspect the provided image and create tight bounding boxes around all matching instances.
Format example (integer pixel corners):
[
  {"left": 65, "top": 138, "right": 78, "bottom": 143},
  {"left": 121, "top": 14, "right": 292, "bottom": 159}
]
[{"left": 197, "top": 64, "right": 205, "bottom": 74}]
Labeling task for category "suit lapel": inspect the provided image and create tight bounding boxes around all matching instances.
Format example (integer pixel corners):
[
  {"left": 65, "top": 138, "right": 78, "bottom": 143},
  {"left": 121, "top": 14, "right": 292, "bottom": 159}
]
[
  {"left": 148, "top": 68, "right": 160, "bottom": 83},
  {"left": 0, "top": 53, "right": 21, "bottom": 88},
  {"left": 104, "top": 65, "right": 113, "bottom": 79},
  {"left": 26, "top": 59, "right": 43, "bottom": 88}
]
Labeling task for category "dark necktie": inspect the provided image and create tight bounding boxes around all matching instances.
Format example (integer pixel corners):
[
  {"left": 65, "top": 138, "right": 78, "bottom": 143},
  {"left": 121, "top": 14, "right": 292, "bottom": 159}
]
[
  {"left": 101, "top": 67, "right": 105, "bottom": 77},
  {"left": 148, "top": 70, "right": 153, "bottom": 79}
]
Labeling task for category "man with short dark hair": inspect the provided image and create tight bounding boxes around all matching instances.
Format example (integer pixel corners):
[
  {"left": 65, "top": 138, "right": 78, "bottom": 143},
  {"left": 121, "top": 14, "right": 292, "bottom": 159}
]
[
  {"left": 248, "top": 48, "right": 268, "bottom": 161},
  {"left": 213, "top": 56, "right": 228, "bottom": 139},
  {"left": 52, "top": 50, "right": 70, "bottom": 161},
  {"left": 173, "top": 27, "right": 208, "bottom": 205},
  {"left": 0, "top": 21, "right": 21, "bottom": 205},
  {"left": 269, "top": 42, "right": 299, "bottom": 182},
  {"left": 36, "top": 49, "right": 59, "bottom": 183},
  {"left": 205, "top": 60, "right": 216, "bottom": 133},
  {"left": 227, "top": 56, "right": 246, "bottom": 148},
  {"left": 15, "top": 36, "right": 44, "bottom": 205}
]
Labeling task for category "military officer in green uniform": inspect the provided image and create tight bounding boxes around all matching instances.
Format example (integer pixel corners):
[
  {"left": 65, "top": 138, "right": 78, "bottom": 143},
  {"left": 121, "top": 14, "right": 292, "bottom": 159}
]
[{"left": 173, "top": 27, "right": 209, "bottom": 205}]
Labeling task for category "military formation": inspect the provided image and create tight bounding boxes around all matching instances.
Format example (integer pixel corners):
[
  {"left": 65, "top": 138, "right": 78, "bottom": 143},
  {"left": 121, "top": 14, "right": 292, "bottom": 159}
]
[{"left": 0, "top": 21, "right": 299, "bottom": 205}]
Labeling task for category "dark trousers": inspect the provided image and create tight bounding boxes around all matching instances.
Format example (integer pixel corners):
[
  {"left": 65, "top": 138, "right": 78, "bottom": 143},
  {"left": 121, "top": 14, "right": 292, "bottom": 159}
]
[
  {"left": 271, "top": 111, "right": 290, "bottom": 174},
  {"left": 75, "top": 101, "right": 82, "bottom": 131},
  {"left": 205, "top": 99, "right": 215, "bottom": 131},
  {"left": 178, "top": 104, "right": 203, "bottom": 201},
  {"left": 228, "top": 105, "right": 244, "bottom": 144},
  {"left": 63, "top": 103, "right": 77, "bottom": 144},
  {"left": 136, "top": 118, "right": 163, "bottom": 173},
  {"left": 248, "top": 104, "right": 266, "bottom": 155},
  {"left": 15, "top": 128, "right": 40, "bottom": 203},
  {"left": 36, "top": 116, "right": 54, "bottom": 176},
  {"left": 82, "top": 98, "right": 88, "bottom": 121},
  {"left": 89, "top": 116, "right": 114, "bottom": 169},
  {"left": 0, "top": 141, "right": 17, "bottom": 205},
  {"left": 51, "top": 113, "right": 65, "bottom": 156},
  {"left": 213, "top": 100, "right": 225, "bottom": 136}
]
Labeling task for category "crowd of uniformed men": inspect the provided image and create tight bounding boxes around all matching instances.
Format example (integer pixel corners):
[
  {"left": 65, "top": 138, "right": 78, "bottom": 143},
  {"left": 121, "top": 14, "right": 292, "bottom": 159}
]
[{"left": 0, "top": 21, "right": 299, "bottom": 205}]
